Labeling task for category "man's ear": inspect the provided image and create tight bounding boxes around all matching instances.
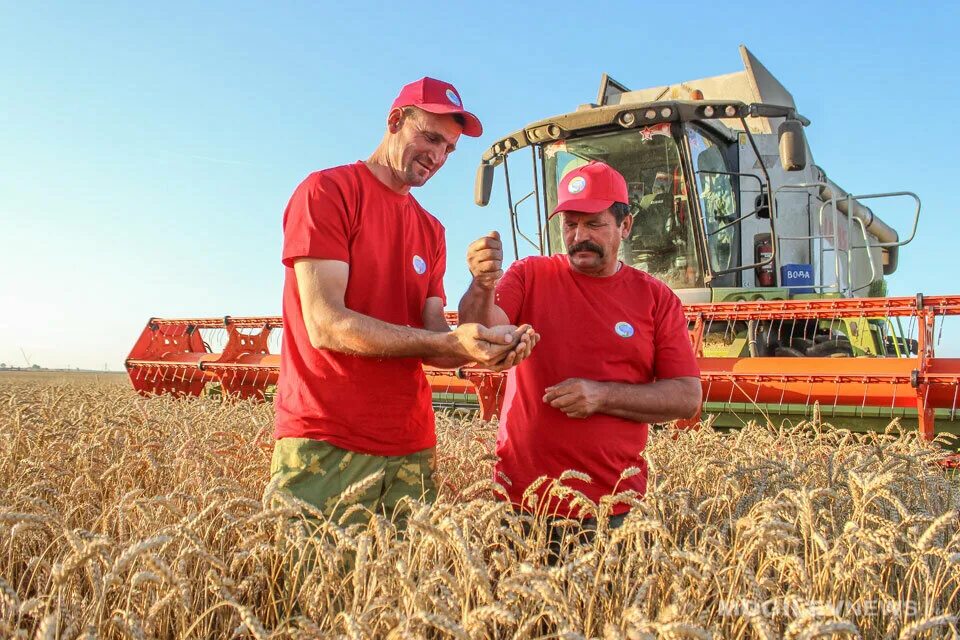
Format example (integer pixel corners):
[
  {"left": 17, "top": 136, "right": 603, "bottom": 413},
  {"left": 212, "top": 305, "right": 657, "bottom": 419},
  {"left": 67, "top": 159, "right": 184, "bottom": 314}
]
[
  {"left": 387, "top": 107, "right": 405, "bottom": 134},
  {"left": 621, "top": 211, "right": 634, "bottom": 238}
]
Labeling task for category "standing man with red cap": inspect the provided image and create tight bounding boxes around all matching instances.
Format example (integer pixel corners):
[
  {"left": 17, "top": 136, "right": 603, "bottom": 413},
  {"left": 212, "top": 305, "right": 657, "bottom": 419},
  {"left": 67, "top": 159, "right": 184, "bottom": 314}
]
[
  {"left": 459, "top": 160, "right": 701, "bottom": 526},
  {"left": 271, "top": 77, "right": 538, "bottom": 522}
]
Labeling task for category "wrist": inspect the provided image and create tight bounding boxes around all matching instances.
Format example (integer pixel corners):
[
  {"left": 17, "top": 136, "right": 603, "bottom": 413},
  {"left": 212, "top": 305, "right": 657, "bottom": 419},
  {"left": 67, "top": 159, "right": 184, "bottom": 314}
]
[
  {"left": 594, "top": 381, "right": 611, "bottom": 412},
  {"left": 441, "top": 329, "right": 466, "bottom": 359},
  {"left": 470, "top": 277, "right": 497, "bottom": 293}
]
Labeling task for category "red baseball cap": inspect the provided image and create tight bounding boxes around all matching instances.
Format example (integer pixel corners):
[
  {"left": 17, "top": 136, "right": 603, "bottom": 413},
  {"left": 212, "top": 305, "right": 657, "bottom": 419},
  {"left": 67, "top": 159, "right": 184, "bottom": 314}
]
[
  {"left": 391, "top": 77, "right": 483, "bottom": 137},
  {"left": 551, "top": 161, "right": 629, "bottom": 217}
]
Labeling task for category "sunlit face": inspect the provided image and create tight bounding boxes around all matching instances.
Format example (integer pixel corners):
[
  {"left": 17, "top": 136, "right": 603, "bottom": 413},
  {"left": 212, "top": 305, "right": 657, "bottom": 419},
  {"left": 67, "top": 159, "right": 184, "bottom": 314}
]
[
  {"left": 561, "top": 208, "right": 632, "bottom": 275},
  {"left": 387, "top": 107, "right": 462, "bottom": 188}
]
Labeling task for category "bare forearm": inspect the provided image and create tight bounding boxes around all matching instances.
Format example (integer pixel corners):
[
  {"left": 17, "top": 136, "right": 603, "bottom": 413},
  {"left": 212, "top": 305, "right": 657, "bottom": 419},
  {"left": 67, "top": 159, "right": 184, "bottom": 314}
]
[
  {"left": 458, "top": 281, "right": 502, "bottom": 326},
  {"left": 309, "top": 306, "right": 455, "bottom": 359},
  {"left": 599, "top": 378, "right": 702, "bottom": 423}
]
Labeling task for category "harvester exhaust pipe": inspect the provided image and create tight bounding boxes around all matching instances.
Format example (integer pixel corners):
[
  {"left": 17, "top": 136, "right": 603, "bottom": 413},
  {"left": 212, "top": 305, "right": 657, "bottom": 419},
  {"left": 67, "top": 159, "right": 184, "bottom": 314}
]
[{"left": 817, "top": 171, "right": 900, "bottom": 275}]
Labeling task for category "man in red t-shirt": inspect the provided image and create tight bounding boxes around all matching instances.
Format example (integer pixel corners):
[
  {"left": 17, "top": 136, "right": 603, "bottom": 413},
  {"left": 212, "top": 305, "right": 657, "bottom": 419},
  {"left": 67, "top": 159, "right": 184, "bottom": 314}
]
[
  {"left": 459, "top": 161, "right": 701, "bottom": 523},
  {"left": 272, "top": 77, "right": 538, "bottom": 522}
]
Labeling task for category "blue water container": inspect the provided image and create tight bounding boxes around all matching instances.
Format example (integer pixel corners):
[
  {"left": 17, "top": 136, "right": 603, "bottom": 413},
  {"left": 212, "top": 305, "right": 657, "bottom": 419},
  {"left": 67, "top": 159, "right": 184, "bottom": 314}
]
[{"left": 780, "top": 263, "right": 815, "bottom": 294}]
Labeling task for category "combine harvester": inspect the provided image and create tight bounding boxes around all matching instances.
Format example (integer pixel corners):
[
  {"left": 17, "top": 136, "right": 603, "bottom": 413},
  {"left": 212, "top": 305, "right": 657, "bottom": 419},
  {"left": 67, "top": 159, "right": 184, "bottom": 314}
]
[{"left": 127, "top": 47, "right": 960, "bottom": 441}]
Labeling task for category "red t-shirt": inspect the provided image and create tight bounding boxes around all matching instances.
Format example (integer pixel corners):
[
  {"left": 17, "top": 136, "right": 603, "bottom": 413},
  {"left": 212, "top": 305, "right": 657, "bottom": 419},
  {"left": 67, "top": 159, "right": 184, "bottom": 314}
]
[
  {"left": 275, "top": 162, "right": 446, "bottom": 456},
  {"left": 493, "top": 254, "right": 699, "bottom": 516}
]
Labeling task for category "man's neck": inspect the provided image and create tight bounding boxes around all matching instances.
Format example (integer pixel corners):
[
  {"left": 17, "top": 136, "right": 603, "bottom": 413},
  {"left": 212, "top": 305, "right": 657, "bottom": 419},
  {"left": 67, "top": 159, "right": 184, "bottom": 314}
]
[{"left": 365, "top": 148, "right": 410, "bottom": 195}]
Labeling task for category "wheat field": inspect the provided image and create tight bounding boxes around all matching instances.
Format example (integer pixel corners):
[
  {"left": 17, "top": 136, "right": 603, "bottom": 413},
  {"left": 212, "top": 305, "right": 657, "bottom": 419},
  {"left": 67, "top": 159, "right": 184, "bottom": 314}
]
[{"left": 1, "top": 372, "right": 959, "bottom": 639}]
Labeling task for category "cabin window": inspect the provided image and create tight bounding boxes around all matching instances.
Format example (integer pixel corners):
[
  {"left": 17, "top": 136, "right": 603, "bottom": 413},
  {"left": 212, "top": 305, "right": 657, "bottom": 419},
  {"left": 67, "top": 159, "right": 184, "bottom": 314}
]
[{"left": 544, "top": 127, "right": 703, "bottom": 289}]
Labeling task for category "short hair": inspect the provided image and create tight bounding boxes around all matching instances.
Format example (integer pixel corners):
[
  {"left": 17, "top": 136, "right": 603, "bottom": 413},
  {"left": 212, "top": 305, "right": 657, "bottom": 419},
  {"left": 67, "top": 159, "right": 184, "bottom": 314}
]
[
  {"left": 402, "top": 106, "right": 465, "bottom": 128},
  {"left": 610, "top": 202, "right": 630, "bottom": 225}
]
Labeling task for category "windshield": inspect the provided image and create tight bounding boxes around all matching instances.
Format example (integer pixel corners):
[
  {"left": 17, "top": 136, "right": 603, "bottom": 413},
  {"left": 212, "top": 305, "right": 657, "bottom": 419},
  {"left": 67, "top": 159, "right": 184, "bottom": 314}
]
[
  {"left": 544, "top": 126, "right": 703, "bottom": 289},
  {"left": 686, "top": 124, "right": 739, "bottom": 278}
]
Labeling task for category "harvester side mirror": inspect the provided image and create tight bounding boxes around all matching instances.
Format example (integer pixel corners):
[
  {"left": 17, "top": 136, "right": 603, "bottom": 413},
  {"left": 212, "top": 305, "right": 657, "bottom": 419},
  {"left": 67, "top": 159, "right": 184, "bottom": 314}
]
[
  {"left": 475, "top": 164, "right": 494, "bottom": 207},
  {"left": 778, "top": 119, "right": 807, "bottom": 171}
]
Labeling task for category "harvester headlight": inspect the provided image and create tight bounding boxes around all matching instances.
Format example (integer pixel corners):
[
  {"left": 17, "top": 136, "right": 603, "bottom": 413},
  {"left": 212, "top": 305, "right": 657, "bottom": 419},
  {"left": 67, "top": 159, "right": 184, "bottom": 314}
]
[
  {"left": 660, "top": 107, "right": 672, "bottom": 118},
  {"left": 724, "top": 105, "right": 738, "bottom": 117},
  {"left": 703, "top": 105, "right": 715, "bottom": 117},
  {"left": 619, "top": 112, "right": 636, "bottom": 126},
  {"left": 644, "top": 109, "right": 657, "bottom": 120},
  {"left": 529, "top": 125, "right": 562, "bottom": 141}
]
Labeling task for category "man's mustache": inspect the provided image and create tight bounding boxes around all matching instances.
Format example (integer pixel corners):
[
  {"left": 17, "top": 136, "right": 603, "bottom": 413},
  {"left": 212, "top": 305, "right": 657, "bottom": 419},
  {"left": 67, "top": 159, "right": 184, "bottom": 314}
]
[{"left": 568, "top": 241, "right": 604, "bottom": 258}]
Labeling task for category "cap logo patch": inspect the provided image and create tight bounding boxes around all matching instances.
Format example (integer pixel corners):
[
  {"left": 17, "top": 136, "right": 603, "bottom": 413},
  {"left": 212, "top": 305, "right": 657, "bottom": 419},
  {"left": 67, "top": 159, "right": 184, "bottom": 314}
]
[
  {"left": 614, "top": 321, "right": 634, "bottom": 338},
  {"left": 445, "top": 89, "right": 462, "bottom": 107},
  {"left": 412, "top": 255, "right": 427, "bottom": 275},
  {"left": 568, "top": 176, "right": 586, "bottom": 194}
]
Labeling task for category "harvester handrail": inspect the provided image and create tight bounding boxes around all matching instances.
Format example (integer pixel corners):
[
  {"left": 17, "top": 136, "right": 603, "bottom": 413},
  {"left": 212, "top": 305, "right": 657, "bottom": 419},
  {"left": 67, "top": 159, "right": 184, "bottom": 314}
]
[
  {"left": 848, "top": 215, "right": 878, "bottom": 296},
  {"left": 847, "top": 191, "right": 922, "bottom": 249},
  {"left": 774, "top": 181, "right": 843, "bottom": 293}
]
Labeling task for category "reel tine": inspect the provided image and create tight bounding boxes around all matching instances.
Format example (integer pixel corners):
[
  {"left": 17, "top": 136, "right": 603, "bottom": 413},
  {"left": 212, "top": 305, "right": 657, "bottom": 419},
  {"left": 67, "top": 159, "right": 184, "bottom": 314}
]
[
  {"left": 860, "top": 379, "right": 869, "bottom": 419},
  {"left": 751, "top": 380, "right": 763, "bottom": 419},
  {"left": 951, "top": 383, "right": 959, "bottom": 422},
  {"left": 832, "top": 378, "right": 840, "bottom": 418}
]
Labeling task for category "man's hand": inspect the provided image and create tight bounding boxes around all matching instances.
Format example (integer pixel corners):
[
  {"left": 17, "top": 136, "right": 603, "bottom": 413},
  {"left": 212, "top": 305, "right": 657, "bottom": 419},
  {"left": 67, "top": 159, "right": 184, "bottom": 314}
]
[
  {"left": 466, "top": 231, "right": 503, "bottom": 290},
  {"left": 543, "top": 378, "right": 606, "bottom": 419},
  {"left": 451, "top": 322, "right": 524, "bottom": 368},
  {"left": 488, "top": 325, "right": 540, "bottom": 372}
]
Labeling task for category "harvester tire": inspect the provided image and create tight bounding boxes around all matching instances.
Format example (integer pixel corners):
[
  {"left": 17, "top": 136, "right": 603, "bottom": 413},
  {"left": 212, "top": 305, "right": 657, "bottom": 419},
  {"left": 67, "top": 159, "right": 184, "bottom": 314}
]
[
  {"left": 786, "top": 337, "right": 815, "bottom": 352},
  {"left": 806, "top": 340, "right": 853, "bottom": 357}
]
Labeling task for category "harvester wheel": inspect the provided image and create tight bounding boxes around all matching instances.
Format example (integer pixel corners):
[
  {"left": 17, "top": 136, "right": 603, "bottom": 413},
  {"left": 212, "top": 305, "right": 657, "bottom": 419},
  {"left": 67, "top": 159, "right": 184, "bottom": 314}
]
[
  {"left": 786, "top": 337, "right": 815, "bottom": 352},
  {"left": 806, "top": 339, "right": 854, "bottom": 357}
]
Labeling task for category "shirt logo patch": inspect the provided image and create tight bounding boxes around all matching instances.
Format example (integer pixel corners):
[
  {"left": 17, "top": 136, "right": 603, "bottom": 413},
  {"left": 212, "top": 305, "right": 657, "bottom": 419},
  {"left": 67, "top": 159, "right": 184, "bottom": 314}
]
[
  {"left": 568, "top": 176, "right": 586, "bottom": 194},
  {"left": 445, "top": 89, "right": 462, "bottom": 107},
  {"left": 412, "top": 255, "right": 427, "bottom": 275},
  {"left": 614, "top": 321, "right": 634, "bottom": 338}
]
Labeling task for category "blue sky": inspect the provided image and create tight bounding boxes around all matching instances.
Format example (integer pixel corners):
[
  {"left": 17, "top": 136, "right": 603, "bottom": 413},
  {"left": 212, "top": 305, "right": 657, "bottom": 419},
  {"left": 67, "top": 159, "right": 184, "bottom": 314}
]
[{"left": 1, "top": 1, "right": 958, "bottom": 369}]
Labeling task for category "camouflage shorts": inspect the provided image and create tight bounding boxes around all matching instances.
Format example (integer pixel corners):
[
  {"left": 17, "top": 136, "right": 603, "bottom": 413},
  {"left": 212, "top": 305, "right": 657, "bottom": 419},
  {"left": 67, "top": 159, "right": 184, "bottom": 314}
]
[{"left": 268, "top": 438, "right": 437, "bottom": 524}]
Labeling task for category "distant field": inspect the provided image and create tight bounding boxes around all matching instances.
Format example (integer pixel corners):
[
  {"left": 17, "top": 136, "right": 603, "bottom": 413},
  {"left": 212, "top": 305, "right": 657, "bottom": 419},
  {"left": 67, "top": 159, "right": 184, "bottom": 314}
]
[
  {"left": 1, "top": 375, "right": 959, "bottom": 638},
  {"left": 0, "top": 370, "right": 128, "bottom": 385}
]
